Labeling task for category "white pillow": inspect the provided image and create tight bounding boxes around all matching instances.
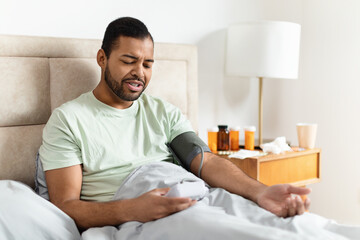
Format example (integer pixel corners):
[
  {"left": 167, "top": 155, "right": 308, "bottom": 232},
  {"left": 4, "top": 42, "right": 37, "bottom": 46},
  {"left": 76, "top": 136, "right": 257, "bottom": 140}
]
[{"left": 0, "top": 180, "right": 80, "bottom": 240}]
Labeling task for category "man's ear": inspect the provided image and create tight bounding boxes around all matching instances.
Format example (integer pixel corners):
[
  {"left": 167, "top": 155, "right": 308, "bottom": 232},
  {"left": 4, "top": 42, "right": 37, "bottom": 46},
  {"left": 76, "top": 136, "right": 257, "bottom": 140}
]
[{"left": 97, "top": 49, "right": 107, "bottom": 69}]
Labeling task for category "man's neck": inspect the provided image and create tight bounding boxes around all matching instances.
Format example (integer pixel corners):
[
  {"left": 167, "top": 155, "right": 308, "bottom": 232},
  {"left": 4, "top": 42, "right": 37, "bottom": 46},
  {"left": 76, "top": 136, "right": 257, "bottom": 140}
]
[{"left": 92, "top": 83, "right": 133, "bottom": 109}]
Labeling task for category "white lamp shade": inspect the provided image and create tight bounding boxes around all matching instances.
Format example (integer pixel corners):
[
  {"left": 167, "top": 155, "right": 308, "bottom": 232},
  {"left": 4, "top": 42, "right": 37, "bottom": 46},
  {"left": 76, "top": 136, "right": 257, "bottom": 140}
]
[{"left": 226, "top": 21, "right": 301, "bottom": 79}]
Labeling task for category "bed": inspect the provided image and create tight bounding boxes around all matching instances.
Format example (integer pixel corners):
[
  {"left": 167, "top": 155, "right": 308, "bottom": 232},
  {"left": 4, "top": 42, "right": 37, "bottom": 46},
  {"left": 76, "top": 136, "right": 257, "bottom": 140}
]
[{"left": 0, "top": 35, "right": 359, "bottom": 240}]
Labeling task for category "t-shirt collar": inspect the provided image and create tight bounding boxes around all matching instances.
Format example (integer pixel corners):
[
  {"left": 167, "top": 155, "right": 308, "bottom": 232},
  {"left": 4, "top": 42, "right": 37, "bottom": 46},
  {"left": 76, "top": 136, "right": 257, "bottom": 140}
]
[{"left": 88, "top": 91, "right": 139, "bottom": 117}]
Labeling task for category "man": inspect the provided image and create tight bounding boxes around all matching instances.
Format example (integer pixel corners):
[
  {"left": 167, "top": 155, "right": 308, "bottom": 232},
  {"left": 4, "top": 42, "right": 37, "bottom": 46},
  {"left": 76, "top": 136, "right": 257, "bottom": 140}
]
[{"left": 39, "top": 17, "right": 310, "bottom": 230}]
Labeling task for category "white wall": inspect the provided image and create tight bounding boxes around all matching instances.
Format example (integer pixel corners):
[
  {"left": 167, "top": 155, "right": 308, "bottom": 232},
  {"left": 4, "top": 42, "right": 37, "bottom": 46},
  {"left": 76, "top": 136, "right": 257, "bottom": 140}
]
[
  {"left": 264, "top": 0, "right": 360, "bottom": 225},
  {"left": 1, "top": 0, "right": 359, "bottom": 225},
  {"left": 260, "top": 0, "right": 360, "bottom": 225}
]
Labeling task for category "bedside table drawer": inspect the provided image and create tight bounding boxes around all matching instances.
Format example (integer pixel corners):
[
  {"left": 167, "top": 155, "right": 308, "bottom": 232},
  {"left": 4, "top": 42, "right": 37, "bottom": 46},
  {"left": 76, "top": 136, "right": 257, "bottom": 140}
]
[
  {"left": 259, "top": 153, "right": 320, "bottom": 186},
  {"left": 222, "top": 148, "right": 321, "bottom": 187}
]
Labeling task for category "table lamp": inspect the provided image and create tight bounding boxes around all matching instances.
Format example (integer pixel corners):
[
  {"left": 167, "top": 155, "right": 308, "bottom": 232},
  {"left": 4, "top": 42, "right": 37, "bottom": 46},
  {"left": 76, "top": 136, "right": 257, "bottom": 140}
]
[{"left": 225, "top": 20, "right": 301, "bottom": 146}]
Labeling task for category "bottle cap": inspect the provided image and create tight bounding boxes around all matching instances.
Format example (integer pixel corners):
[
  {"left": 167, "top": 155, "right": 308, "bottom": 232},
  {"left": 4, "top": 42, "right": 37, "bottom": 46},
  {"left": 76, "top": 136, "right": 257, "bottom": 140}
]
[
  {"left": 244, "top": 126, "right": 256, "bottom": 132},
  {"left": 230, "top": 126, "right": 241, "bottom": 131},
  {"left": 218, "top": 125, "right": 228, "bottom": 129},
  {"left": 207, "top": 127, "right": 218, "bottom": 132}
]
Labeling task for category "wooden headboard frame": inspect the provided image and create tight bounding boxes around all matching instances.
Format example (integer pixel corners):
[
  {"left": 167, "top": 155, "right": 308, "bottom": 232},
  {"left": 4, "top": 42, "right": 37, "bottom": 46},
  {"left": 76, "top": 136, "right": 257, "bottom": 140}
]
[{"left": 0, "top": 35, "right": 198, "bottom": 187}]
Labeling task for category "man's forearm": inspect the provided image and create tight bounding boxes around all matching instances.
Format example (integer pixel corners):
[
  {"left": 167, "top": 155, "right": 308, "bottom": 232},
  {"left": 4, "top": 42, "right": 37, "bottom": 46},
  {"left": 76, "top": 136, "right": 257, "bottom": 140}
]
[
  {"left": 190, "top": 152, "right": 267, "bottom": 203},
  {"left": 53, "top": 188, "right": 195, "bottom": 230},
  {"left": 58, "top": 198, "right": 134, "bottom": 229},
  {"left": 190, "top": 152, "right": 311, "bottom": 218}
]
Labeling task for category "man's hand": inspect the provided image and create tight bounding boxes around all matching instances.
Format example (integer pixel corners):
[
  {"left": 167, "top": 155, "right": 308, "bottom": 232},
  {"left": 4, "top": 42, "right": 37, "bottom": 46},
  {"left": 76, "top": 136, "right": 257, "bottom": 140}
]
[
  {"left": 256, "top": 184, "right": 311, "bottom": 218},
  {"left": 191, "top": 153, "right": 312, "bottom": 218},
  {"left": 129, "top": 188, "right": 197, "bottom": 222},
  {"left": 46, "top": 165, "right": 196, "bottom": 229}
]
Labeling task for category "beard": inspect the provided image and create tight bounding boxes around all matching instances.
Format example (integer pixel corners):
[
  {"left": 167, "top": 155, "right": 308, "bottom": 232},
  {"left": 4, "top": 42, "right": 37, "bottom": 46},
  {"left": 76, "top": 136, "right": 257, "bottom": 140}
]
[{"left": 104, "top": 65, "right": 146, "bottom": 101}]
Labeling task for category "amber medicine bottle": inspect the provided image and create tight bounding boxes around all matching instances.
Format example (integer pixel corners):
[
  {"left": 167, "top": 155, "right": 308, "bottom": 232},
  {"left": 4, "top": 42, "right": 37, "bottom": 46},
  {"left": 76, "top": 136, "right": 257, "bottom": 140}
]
[{"left": 217, "top": 125, "right": 230, "bottom": 151}]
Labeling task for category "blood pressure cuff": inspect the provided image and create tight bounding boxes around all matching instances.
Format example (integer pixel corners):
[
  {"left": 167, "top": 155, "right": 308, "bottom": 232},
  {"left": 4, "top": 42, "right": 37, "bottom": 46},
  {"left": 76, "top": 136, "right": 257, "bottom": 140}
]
[{"left": 167, "top": 131, "right": 211, "bottom": 170}]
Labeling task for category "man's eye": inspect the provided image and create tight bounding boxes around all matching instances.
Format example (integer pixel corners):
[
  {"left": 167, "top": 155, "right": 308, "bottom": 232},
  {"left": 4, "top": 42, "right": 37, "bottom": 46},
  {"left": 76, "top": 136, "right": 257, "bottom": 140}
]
[
  {"left": 122, "top": 61, "right": 133, "bottom": 64},
  {"left": 144, "top": 65, "right": 151, "bottom": 69}
]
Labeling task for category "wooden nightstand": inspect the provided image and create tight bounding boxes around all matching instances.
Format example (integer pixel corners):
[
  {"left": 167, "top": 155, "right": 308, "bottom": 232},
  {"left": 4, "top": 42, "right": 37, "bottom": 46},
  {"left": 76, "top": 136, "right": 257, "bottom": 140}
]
[{"left": 220, "top": 148, "right": 321, "bottom": 187}]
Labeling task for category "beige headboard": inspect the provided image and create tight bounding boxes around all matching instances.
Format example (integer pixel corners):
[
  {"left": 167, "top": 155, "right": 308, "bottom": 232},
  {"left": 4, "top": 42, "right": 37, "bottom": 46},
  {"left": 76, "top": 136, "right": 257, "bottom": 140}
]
[{"left": 0, "top": 35, "right": 198, "bottom": 188}]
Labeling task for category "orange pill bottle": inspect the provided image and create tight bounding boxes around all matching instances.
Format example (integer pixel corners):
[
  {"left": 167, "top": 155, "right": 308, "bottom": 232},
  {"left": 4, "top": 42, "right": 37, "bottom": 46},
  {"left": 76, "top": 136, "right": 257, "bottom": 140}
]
[
  {"left": 229, "top": 126, "right": 240, "bottom": 151},
  {"left": 207, "top": 127, "right": 218, "bottom": 152},
  {"left": 244, "top": 126, "right": 256, "bottom": 150}
]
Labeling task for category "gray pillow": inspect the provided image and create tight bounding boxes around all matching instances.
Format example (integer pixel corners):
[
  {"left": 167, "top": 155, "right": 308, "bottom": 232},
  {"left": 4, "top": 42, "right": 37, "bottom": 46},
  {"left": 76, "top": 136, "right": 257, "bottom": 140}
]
[{"left": 34, "top": 152, "right": 49, "bottom": 200}]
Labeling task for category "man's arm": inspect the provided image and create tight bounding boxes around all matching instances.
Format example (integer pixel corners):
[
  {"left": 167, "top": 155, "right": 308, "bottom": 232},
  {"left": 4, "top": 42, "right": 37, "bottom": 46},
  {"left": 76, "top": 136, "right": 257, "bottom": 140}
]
[
  {"left": 190, "top": 152, "right": 311, "bottom": 218},
  {"left": 45, "top": 165, "right": 196, "bottom": 229}
]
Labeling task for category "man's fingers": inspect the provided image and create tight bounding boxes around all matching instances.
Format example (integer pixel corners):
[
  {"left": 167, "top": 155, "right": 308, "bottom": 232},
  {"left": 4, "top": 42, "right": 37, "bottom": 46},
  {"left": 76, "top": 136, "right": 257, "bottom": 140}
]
[
  {"left": 135, "top": 189, "right": 197, "bottom": 222},
  {"left": 166, "top": 196, "right": 192, "bottom": 203},
  {"left": 286, "top": 197, "right": 297, "bottom": 217},
  {"left": 288, "top": 185, "right": 311, "bottom": 195},
  {"left": 160, "top": 197, "right": 196, "bottom": 217},
  {"left": 152, "top": 187, "right": 171, "bottom": 196},
  {"left": 295, "top": 195, "right": 306, "bottom": 215},
  {"left": 285, "top": 195, "right": 308, "bottom": 217},
  {"left": 169, "top": 199, "right": 197, "bottom": 213}
]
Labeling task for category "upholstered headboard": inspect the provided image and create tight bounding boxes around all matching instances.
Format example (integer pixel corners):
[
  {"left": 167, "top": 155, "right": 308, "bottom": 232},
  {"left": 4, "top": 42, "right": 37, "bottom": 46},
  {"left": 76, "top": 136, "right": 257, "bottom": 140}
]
[{"left": 0, "top": 35, "right": 198, "bottom": 188}]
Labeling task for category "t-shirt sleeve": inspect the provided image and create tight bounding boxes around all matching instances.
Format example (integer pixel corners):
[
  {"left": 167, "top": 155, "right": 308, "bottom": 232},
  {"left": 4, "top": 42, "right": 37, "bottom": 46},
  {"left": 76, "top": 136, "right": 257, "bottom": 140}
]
[
  {"left": 39, "top": 109, "right": 82, "bottom": 171},
  {"left": 166, "top": 103, "right": 194, "bottom": 142}
]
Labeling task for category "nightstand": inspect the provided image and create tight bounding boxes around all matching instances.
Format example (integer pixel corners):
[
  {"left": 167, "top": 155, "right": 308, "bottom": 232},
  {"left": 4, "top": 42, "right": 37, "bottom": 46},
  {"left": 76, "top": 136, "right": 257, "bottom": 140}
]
[{"left": 220, "top": 148, "right": 321, "bottom": 187}]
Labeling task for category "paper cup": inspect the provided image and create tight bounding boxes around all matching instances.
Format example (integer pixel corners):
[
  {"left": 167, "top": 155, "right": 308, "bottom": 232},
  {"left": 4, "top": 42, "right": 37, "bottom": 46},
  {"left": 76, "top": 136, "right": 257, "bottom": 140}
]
[{"left": 296, "top": 123, "right": 317, "bottom": 149}]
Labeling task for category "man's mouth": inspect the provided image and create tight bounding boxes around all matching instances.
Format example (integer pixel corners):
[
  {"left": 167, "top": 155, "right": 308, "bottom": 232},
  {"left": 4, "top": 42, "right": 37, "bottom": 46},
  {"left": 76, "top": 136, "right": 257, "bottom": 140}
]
[
  {"left": 129, "top": 83, "right": 140, "bottom": 87},
  {"left": 126, "top": 80, "right": 144, "bottom": 92}
]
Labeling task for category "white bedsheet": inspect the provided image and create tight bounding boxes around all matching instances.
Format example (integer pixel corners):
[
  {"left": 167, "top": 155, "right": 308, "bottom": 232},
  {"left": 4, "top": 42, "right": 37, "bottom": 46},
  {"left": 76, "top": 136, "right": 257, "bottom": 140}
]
[{"left": 81, "top": 162, "right": 360, "bottom": 240}]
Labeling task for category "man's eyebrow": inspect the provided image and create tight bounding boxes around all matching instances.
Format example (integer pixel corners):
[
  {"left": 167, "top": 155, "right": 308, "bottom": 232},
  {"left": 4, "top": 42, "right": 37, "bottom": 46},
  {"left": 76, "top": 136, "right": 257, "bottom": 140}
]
[{"left": 121, "top": 54, "right": 154, "bottom": 63}]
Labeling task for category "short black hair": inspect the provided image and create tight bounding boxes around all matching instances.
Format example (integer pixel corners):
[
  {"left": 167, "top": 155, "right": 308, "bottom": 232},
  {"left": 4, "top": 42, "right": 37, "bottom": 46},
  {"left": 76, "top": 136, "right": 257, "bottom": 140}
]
[{"left": 101, "top": 17, "right": 154, "bottom": 58}]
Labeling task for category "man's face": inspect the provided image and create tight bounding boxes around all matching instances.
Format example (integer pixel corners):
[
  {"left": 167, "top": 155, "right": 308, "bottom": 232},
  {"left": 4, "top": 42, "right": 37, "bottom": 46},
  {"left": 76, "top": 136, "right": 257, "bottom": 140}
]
[{"left": 104, "top": 36, "right": 154, "bottom": 102}]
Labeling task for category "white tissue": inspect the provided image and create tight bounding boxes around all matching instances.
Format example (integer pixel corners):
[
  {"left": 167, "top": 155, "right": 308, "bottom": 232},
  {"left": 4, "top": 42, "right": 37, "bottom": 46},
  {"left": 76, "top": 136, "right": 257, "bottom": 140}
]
[
  {"left": 260, "top": 137, "right": 292, "bottom": 154},
  {"left": 228, "top": 150, "right": 266, "bottom": 159}
]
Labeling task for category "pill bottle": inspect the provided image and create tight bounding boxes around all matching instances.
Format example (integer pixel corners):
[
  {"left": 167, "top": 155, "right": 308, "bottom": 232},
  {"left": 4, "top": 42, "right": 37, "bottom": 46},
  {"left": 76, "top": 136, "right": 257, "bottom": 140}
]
[
  {"left": 207, "top": 127, "right": 218, "bottom": 152},
  {"left": 244, "top": 126, "right": 256, "bottom": 150},
  {"left": 229, "top": 126, "right": 240, "bottom": 151},
  {"left": 217, "top": 125, "right": 230, "bottom": 151}
]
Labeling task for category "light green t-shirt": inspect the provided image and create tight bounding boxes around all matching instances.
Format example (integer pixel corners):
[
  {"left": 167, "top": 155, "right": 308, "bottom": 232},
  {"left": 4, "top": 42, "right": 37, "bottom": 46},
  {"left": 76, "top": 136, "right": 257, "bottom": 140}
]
[{"left": 39, "top": 92, "right": 193, "bottom": 202}]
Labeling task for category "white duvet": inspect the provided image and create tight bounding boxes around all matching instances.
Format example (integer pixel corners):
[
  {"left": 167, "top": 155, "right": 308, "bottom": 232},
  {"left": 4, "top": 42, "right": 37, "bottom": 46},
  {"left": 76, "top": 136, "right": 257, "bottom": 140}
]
[
  {"left": 1, "top": 162, "right": 359, "bottom": 239},
  {"left": 81, "top": 162, "right": 359, "bottom": 240}
]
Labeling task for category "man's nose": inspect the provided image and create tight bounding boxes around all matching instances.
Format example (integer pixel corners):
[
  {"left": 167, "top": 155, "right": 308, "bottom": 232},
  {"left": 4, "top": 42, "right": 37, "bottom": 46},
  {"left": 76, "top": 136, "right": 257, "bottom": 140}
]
[{"left": 131, "top": 63, "right": 145, "bottom": 80}]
